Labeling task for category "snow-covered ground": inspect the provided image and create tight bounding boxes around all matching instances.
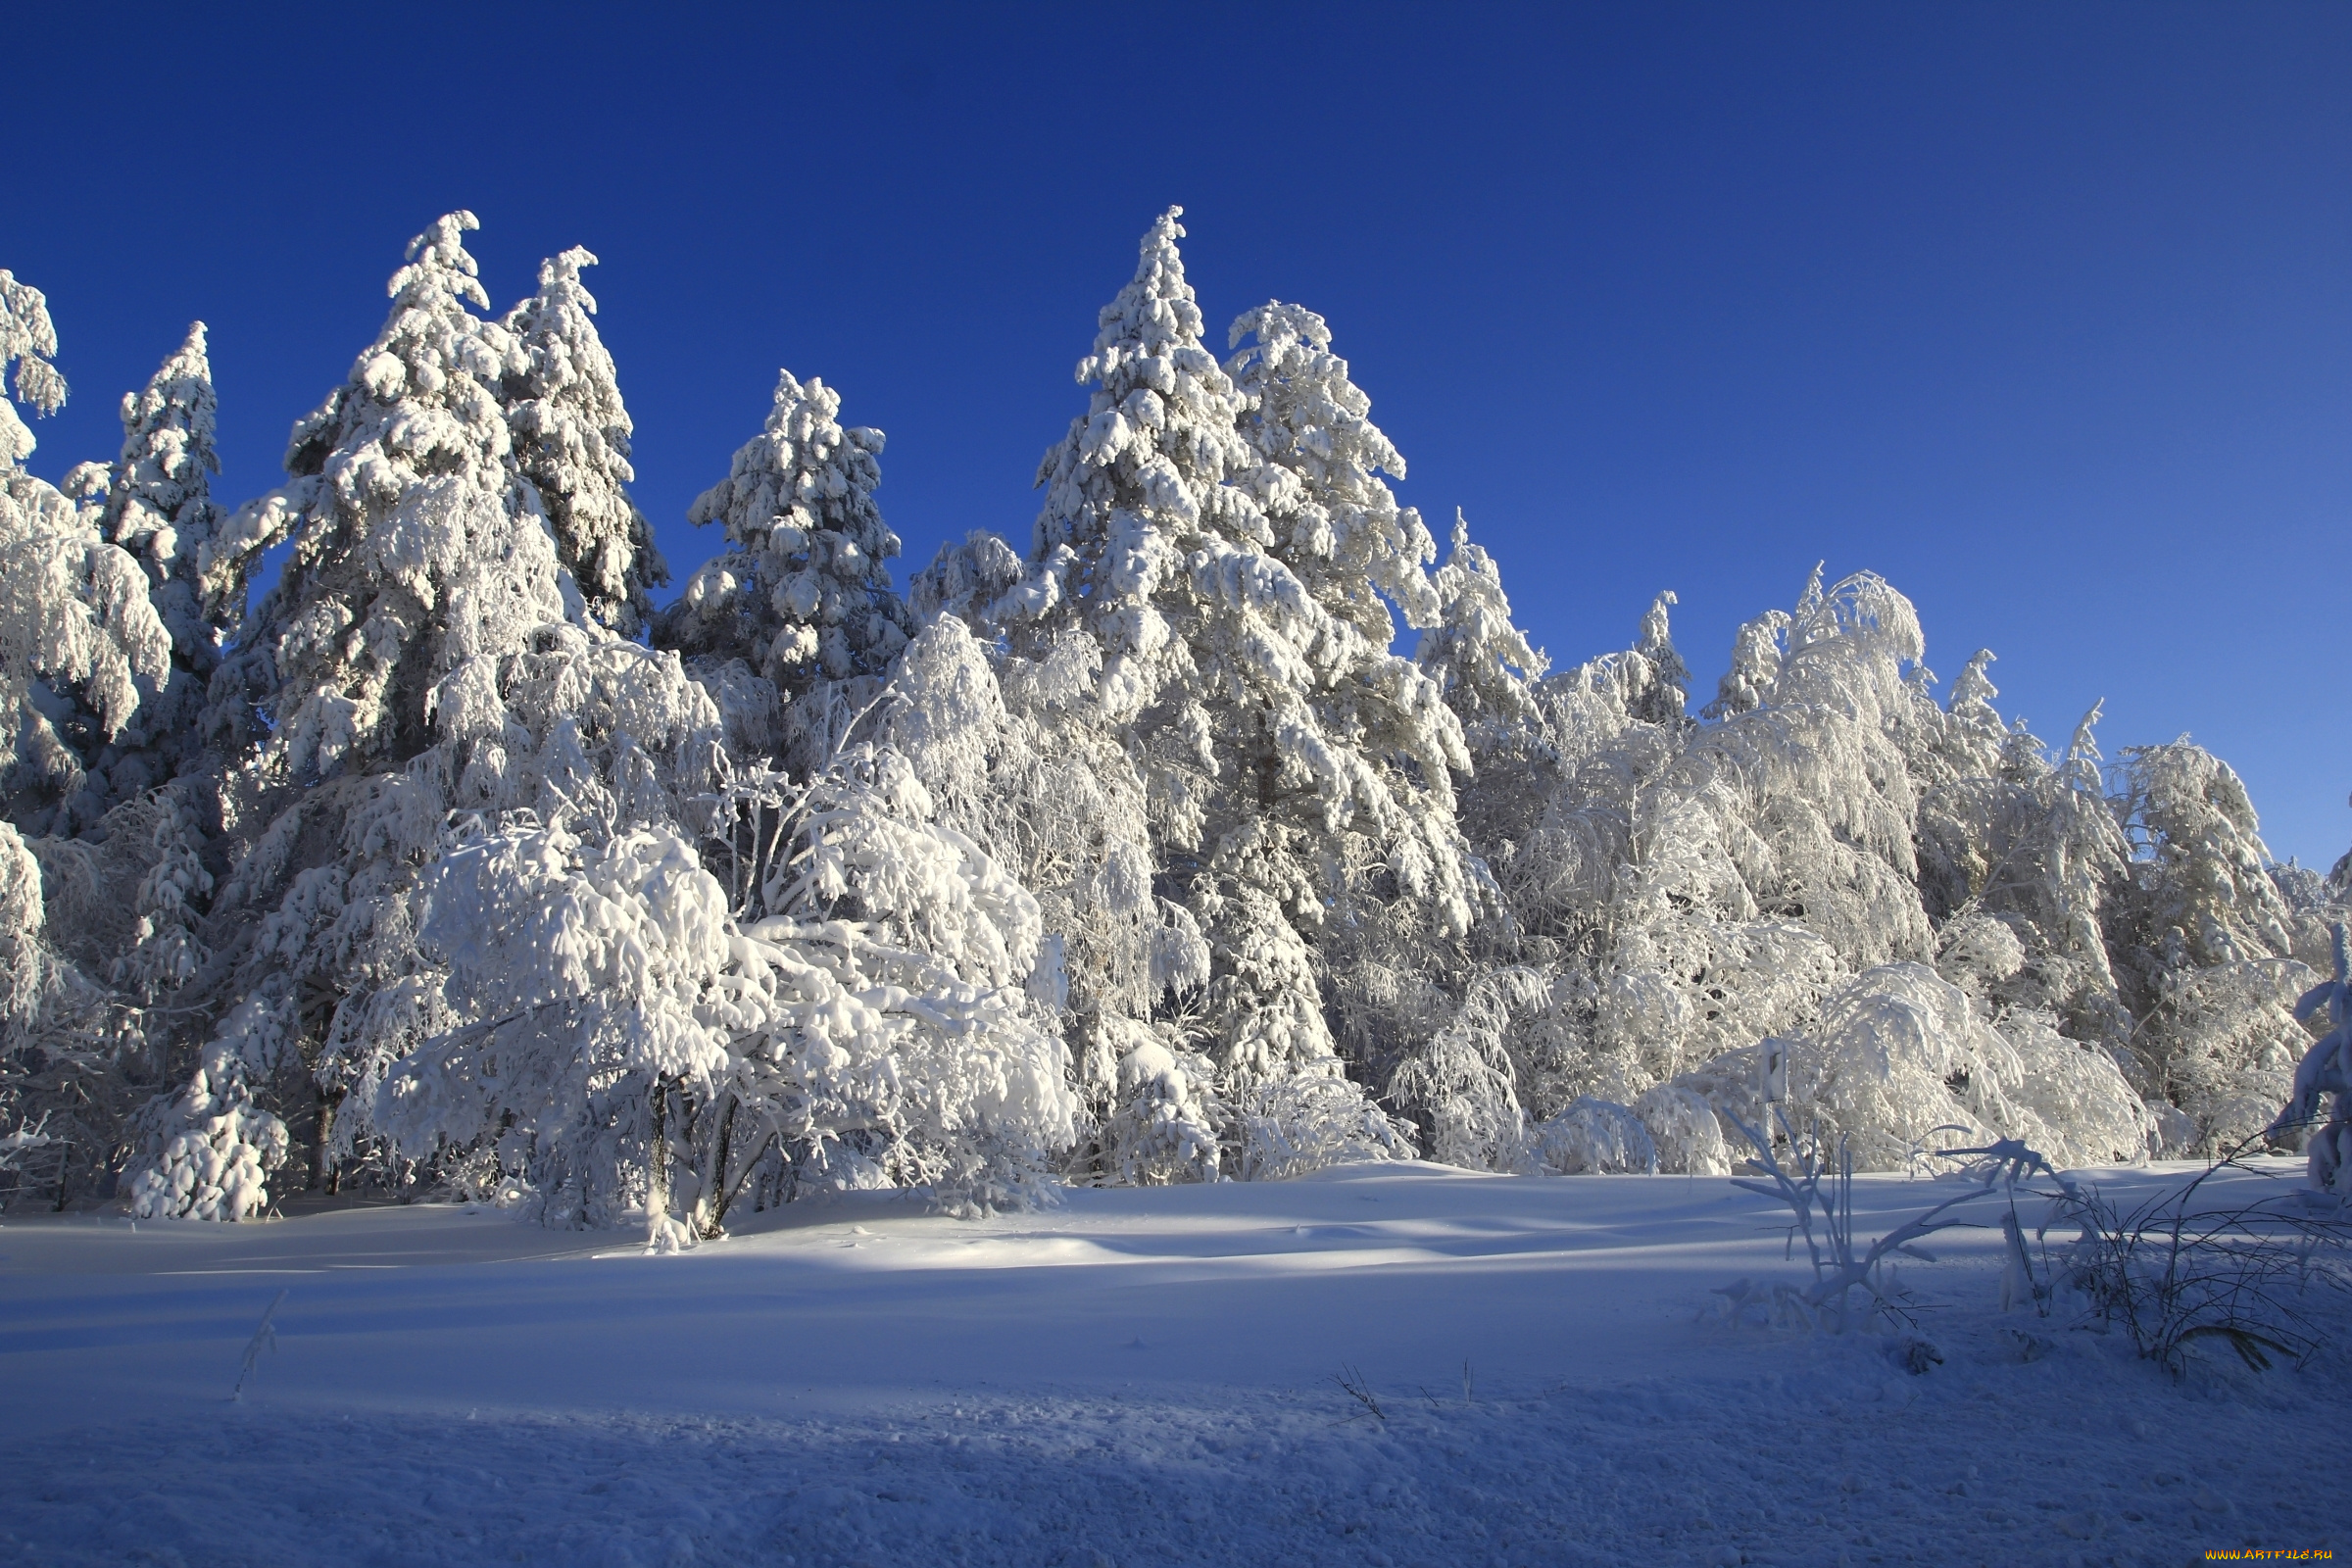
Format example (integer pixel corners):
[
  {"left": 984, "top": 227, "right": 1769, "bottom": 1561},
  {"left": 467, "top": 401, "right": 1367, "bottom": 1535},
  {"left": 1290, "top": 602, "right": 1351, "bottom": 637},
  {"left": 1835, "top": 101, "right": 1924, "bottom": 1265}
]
[{"left": 1, "top": 1159, "right": 2340, "bottom": 1567}]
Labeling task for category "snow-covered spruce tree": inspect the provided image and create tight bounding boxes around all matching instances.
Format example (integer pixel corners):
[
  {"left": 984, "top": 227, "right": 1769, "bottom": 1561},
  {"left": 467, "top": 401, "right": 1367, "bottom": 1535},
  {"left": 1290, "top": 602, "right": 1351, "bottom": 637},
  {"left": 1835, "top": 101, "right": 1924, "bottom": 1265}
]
[
  {"left": 655, "top": 368, "right": 910, "bottom": 767},
  {"left": 995, "top": 213, "right": 1464, "bottom": 1173},
  {"left": 1416, "top": 509, "right": 1546, "bottom": 751},
  {"left": 879, "top": 609, "right": 1213, "bottom": 1185},
  {"left": 0, "top": 324, "right": 242, "bottom": 1186},
  {"left": 501, "top": 247, "right": 667, "bottom": 638},
  {"left": 131, "top": 215, "right": 730, "bottom": 1221},
  {"left": 0, "top": 272, "right": 172, "bottom": 835},
  {"left": 1411, "top": 509, "right": 1551, "bottom": 881},
  {"left": 134, "top": 211, "right": 543, "bottom": 1215},
  {"left": 90, "top": 324, "right": 235, "bottom": 786},
  {"left": 200, "top": 211, "right": 553, "bottom": 777},
  {"left": 1, "top": 322, "right": 239, "bottom": 842},
  {"left": 2106, "top": 739, "right": 2309, "bottom": 1152},
  {"left": 0, "top": 277, "right": 203, "bottom": 1203},
  {"left": 1216, "top": 299, "right": 1474, "bottom": 1127},
  {"left": 50, "top": 330, "right": 244, "bottom": 1033},
  {"left": 1397, "top": 513, "right": 1561, "bottom": 1159}
]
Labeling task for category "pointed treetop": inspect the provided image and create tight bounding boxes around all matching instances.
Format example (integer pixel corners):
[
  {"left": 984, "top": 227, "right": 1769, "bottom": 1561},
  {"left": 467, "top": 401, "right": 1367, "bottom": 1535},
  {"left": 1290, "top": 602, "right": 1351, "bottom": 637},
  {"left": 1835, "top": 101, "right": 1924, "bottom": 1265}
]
[
  {"left": 1629, "top": 590, "right": 1690, "bottom": 728},
  {"left": 2060, "top": 700, "right": 2106, "bottom": 790},
  {"left": 1082, "top": 207, "right": 1203, "bottom": 368},
  {"left": 541, "top": 244, "right": 596, "bottom": 293},
  {"left": 104, "top": 321, "right": 228, "bottom": 655},
  {"left": 1948, "top": 648, "right": 1998, "bottom": 712},
  {"left": 200, "top": 211, "right": 560, "bottom": 777},
  {"left": 1637, "top": 591, "right": 1684, "bottom": 672},
  {"left": 1224, "top": 299, "right": 1443, "bottom": 634},
  {"left": 0, "top": 270, "right": 67, "bottom": 466},
  {"left": 286, "top": 209, "right": 513, "bottom": 483},
  {"left": 503, "top": 244, "right": 667, "bottom": 637},
  {"left": 390, "top": 211, "right": 489, "bottom": 313},
  {"left": 1418, "top": 509, "right": 1546, "bottom": 731},
  {"left": 1023, "top": 206, "right": 1256, "bottom": 710},
  {"left": 661, "top": 368, "right": 906, "bottom": 695},
  {"left": 1704, "top": 608, "right": 1792, "bottom": 719},
  {"left": 1795, "top": 560, "right": 1826, "bottom": 618},
  {"left": 1227, "top": 298, "right": 1403, "bottom": 477}
]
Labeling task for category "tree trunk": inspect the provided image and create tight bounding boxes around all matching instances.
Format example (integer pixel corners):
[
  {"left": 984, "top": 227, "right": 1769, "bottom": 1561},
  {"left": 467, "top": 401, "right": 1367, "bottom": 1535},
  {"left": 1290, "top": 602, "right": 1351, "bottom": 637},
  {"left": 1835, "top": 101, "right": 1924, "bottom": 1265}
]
[
  {"left": 648, "top": 1076, "right": 671, "bottom": 1235},
  {"left": 314, "top": 1088, "right": 345, "bottom": 1195},
  {"left": 698, "top": 1093, "right": 736, "bottom": 1238}
]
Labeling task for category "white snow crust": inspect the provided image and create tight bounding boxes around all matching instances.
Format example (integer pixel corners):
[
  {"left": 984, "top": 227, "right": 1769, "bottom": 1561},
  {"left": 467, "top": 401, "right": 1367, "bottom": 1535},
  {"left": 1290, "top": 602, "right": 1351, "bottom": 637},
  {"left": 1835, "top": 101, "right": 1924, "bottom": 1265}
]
[{"left": 2, "top": 1159, "right": 2340, "bottom": 1566}]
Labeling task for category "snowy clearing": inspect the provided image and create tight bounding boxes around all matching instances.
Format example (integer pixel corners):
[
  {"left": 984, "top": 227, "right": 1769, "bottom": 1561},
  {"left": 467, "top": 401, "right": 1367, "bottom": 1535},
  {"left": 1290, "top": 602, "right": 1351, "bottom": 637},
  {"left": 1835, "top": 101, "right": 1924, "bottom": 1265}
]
[{"left": 2, "top": 1159, "right": 2341, "bottom": 1567}]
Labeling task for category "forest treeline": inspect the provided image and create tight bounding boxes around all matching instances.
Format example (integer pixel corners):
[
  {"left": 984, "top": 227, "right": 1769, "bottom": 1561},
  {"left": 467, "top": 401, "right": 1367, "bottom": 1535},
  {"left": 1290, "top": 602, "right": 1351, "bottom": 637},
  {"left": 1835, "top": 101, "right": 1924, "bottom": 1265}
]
[{"left": 2, "top": 210, "right": 2343, "bottom": 1234}]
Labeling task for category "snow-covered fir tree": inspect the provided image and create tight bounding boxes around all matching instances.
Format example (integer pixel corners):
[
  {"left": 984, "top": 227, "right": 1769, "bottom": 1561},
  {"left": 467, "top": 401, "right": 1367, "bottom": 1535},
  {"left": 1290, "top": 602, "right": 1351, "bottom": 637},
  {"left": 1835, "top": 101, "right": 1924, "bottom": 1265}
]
[
  {"left": 203, "top": 211, "right": 557, "bottom": 776},
  {"left": 1417, "top": 509, "right": 1547, "bottom": 745},
  {"left": 1216, "top": 299, "right": 1477, "bottom": 1100},
  {"left": 501, "top": 247, "right": 667, "bottom": 638},
  {"left": 973, "top": 212, "right": 1483, "bottom": 1173},
  {"left": 132, "top": 216, "right": 722, "bottom": 1219},
  {"left": 656, "top": 368, "right": 910, "bottom": 765},
  {"left": 102, "top": 324, "right": 233, "bottom": 703},
  {"left": 72, "top": 327, "right": 237, "bottom": 981},
  {"left": 0, "top": 273, "right": 172, "bottom": 835}
]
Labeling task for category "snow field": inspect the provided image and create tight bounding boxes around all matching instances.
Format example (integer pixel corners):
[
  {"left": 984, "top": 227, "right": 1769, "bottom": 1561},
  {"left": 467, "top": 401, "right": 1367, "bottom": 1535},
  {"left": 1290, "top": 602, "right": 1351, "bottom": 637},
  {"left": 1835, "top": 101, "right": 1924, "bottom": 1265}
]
[{"left": 2, "top": 1160, "right": 2342, "bottom": 1566}]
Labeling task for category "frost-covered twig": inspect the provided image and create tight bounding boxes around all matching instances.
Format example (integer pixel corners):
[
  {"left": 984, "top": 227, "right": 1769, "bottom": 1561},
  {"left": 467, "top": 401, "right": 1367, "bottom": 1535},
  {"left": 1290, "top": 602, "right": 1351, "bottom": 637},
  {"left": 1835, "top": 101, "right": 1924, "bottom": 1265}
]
[
  {"left": 1725, "top": 1110, "right": 2027, "bottom": 1333},
  {"left": 1332, "top": 1364, "right": 1385, "bottom": 1423},
  {"left": 230, "top": 1289, "right": 286, "bottom": 1400},
  {"left": 2040, "top": 1140, "right": 2352, "bottom": 1375}
]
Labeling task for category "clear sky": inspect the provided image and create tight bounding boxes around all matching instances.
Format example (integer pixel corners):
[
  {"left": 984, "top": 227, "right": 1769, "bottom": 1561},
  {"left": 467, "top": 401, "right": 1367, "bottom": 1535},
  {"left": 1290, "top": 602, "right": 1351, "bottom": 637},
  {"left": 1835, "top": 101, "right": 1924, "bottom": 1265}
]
[{"left": 12, "top": 2, "right": 2347, "bottom": 867}]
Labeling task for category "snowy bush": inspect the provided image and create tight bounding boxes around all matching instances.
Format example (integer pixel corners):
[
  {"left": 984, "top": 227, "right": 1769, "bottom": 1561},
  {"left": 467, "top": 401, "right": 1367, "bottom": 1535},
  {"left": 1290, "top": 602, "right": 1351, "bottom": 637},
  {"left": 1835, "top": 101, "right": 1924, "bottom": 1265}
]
[
  {"left": 126, "top": 1056, "right": 289, "bottom": 1221},
  {"left": 2041, "top": 1151, "right": 2352, "bottom": 1375},
  {"left": 1722, "top": 1122, "right": 2053, "bottom": 1335},
  {"left": 1633, "top": 1083, "right": 1731, "bottom": 1176},
  {"left": 1101, "top": 1026, "right": 1223, "bottom": 1185},
  {"left": 1238, "top": 1067, "right": 1412, "bottom": 1183},
  {"left": 712, "top": 740, "right": 1080, "bottom": 1219}
]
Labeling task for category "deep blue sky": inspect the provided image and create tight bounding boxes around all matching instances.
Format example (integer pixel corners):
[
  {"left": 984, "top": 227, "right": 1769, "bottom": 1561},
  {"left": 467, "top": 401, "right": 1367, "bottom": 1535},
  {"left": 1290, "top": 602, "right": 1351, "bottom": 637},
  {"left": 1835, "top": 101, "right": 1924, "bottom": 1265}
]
[{"left": 13, "top": 3, "right": 2348, "bottom": 867}]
